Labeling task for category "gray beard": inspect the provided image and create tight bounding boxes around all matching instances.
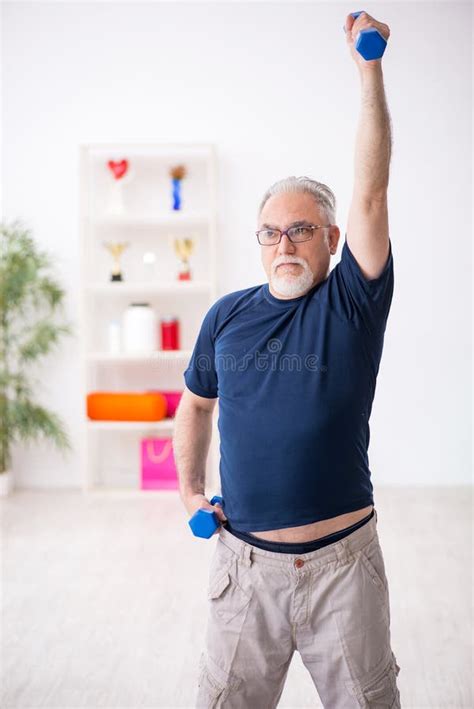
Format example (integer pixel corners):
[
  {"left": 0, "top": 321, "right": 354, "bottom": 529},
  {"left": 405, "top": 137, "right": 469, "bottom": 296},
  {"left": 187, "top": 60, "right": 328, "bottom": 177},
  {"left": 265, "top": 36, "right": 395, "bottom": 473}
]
[{"left": 271, "top": 264, "right": 315, "bottom": 298}]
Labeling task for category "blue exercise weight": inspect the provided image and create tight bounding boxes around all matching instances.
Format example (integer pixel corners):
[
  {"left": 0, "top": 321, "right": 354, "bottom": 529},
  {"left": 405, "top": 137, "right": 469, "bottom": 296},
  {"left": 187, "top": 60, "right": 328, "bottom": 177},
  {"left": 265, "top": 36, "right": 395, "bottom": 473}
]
[
  {"left": 189, "top": 495, "right": 225, "bottom": 539},
  {"left": 343, "top": 11, "right": 387, "bottom": 61}
]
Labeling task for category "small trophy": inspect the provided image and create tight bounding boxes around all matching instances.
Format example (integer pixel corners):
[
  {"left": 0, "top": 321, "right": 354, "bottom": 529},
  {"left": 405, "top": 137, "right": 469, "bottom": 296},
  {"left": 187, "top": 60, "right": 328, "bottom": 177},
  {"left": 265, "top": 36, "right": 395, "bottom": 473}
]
[
  {"left": 106, "top": 159, "right": 130, "bottom": 216},
  {"left": 103, "top": 241, "right": 130, "bottom": 282},
  {"left": 173, "top": 237, "right": 194, "bottom": 281},
  {"left": 169, "top": 164, "right": 187, "bottom": 211}
]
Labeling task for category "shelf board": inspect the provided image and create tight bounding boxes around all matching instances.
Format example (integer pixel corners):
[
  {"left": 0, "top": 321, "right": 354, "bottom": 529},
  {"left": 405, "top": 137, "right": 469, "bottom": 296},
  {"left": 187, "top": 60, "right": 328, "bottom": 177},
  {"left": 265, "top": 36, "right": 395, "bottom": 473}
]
[
  {"left": 87, "top": 350, "right": 191, "bottom": 362},
  {"left": 85, "top": 280, "right": 211, "bottom": 294},
  {"left": 87, "top": 419, "right": 175, "bottom": 431},
  {"left": 89, "top": 212, "right": 210, "bottom": 227},
  {"left": 83, "top": 142, "right": 214, "bottom": 158},
  {"left": 81, "top": 487, "right": 181, "bottom": 497}
]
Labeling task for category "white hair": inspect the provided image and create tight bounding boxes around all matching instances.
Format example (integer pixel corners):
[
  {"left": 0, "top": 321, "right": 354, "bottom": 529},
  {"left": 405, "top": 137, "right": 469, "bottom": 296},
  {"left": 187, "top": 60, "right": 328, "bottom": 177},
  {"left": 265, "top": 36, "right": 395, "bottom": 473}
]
[{"left": 258, "top": 176, "right": 336, "bottom": 226}]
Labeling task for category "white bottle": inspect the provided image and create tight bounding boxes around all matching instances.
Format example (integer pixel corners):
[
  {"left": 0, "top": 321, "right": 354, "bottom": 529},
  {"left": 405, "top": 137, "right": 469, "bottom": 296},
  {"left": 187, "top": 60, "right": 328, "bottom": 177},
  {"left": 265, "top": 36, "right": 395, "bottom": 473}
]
[
  {"left": 107, "top": 320, "right": 121, "bottom": 354},
  {"left": 122, "top": 303, "right": 156, "bottom": 353}
]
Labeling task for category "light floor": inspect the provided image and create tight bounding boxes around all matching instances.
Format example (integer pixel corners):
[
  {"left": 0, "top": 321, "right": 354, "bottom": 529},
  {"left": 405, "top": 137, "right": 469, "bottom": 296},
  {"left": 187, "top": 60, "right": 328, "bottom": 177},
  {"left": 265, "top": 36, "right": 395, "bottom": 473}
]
[{"left": 1, "top": 486, "right": 472, "bottom": 708}]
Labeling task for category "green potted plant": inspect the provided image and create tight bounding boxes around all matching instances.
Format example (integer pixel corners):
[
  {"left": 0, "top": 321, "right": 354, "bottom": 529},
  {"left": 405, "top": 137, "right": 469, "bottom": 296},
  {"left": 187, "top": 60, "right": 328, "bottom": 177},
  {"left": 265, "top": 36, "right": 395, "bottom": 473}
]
[{"left": 0, "top": 220, "right": 73, "bottom": 495}]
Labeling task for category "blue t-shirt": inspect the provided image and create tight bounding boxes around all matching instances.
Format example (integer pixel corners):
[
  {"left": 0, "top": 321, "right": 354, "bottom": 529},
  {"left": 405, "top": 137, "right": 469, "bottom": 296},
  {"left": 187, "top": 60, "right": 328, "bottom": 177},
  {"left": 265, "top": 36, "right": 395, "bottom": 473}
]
[{"left": 183, "top": 235, "right": 394, "bottom": 532}]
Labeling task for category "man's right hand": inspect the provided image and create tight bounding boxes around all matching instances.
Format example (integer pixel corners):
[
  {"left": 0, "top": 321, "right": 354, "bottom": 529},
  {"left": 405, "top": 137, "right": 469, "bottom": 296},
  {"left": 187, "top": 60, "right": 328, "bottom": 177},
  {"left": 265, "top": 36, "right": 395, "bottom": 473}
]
[{"left": 183, "top": 493, "right": 228, "bottom": 535}]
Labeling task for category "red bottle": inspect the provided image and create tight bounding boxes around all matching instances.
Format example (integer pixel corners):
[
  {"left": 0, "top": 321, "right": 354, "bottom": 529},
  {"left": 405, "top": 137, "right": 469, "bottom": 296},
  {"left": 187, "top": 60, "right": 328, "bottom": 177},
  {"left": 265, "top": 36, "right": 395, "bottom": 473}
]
[{"left": 160, "top": 316, "right": 180, "bottom": 350}]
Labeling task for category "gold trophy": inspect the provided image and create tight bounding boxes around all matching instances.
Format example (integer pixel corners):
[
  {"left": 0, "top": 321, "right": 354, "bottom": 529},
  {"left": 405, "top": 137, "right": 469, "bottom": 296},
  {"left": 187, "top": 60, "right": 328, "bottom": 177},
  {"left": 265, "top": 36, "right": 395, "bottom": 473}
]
[
  {"left": 173, "top": 237, "right": 195, "bottom": 281},
  {"left": 103, "top": 241, "right": 130, "bottom": 282}
]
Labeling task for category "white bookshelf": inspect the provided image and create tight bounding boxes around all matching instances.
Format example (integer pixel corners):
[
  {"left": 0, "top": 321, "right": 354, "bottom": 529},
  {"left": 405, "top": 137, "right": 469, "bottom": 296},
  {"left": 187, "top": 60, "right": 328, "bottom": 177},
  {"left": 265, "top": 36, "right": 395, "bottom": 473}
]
[{"left": 79, "top": 142, "right": 219, "bottom": 494}]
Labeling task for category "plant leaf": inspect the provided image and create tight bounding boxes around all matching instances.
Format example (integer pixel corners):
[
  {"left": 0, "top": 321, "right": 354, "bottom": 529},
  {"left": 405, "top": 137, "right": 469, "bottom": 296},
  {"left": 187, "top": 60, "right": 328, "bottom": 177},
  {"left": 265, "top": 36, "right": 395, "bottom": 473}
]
[
  {"left": 19, "top": 322, "right": 73, "bottom": 362},
  {"left": 8, "top": 399, "right": 72, "bottom": 453}
]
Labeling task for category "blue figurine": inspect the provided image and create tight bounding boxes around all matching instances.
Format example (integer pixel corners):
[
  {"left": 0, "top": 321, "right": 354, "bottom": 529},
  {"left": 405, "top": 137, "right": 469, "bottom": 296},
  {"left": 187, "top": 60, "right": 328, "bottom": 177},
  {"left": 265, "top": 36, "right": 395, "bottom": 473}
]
[{"left": 170, "top": 164, "right": 187, "bottom": 210}]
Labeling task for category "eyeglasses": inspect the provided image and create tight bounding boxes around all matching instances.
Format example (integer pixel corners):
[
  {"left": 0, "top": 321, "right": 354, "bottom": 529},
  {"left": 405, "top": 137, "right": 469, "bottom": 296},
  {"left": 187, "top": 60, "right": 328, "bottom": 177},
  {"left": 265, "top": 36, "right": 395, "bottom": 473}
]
[{"left": 256, "top": 224, "right": 331, "bottom": 246}]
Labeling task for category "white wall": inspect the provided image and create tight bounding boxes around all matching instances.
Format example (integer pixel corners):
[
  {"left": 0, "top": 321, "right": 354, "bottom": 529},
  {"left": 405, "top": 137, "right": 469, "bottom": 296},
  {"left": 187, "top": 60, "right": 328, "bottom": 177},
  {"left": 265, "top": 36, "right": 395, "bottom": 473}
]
[{"left": 2, "top": 1, "right": 471, "bottom": 488}]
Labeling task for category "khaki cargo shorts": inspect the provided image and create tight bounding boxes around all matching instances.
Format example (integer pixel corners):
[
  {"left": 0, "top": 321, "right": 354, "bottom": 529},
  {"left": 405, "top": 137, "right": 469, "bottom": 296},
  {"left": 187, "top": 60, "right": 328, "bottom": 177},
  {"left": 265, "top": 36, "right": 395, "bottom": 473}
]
[{"left": 195, "top": 508, "right": 401, "bottom": 708}]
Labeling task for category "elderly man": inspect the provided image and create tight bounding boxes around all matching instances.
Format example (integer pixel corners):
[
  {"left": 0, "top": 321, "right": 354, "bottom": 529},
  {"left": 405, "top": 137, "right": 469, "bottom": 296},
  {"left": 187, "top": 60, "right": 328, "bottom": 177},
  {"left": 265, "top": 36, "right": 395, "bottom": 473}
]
[{"left": 174, "top": 11, "right": 401, "bottom": 708}]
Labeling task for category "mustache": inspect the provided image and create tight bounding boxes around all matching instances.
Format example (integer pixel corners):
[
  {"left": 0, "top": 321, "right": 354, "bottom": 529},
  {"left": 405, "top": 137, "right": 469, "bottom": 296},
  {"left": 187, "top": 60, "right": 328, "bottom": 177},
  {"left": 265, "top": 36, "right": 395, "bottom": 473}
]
[{"left": 272, "top": 257, "right": 308, "bottom": 272}]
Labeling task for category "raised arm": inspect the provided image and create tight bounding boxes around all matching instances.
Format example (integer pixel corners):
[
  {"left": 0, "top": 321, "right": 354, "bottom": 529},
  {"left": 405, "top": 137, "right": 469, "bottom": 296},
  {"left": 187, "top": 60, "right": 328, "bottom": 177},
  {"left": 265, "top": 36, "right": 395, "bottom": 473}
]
[{"left": 344, "top": 11, "right": 392, "bottom": 280}]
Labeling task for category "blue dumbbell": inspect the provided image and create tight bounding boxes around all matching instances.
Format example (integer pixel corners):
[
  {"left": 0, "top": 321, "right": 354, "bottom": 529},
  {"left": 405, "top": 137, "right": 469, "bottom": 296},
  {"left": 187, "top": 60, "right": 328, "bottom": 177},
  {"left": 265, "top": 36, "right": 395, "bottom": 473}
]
[
  {"left": 189, "top": 495, "right": 226, "bottom": 538},
  {"left": 343, "top": 11, "right": 387, "bottom": 61}
]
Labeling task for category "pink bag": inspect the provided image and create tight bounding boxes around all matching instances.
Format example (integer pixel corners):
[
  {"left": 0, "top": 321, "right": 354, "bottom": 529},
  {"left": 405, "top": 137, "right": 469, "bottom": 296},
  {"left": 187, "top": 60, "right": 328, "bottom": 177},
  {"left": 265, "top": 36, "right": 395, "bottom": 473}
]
[{"left": 140, "top": 437, "right": 178, "bottom": 490}]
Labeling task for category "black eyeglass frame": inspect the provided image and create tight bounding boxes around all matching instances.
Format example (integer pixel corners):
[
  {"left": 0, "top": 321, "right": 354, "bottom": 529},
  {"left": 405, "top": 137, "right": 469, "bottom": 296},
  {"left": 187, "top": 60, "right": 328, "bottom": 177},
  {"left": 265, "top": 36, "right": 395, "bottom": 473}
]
[{"left": 256, "top": 224, "right": 332, "bottom": 245}]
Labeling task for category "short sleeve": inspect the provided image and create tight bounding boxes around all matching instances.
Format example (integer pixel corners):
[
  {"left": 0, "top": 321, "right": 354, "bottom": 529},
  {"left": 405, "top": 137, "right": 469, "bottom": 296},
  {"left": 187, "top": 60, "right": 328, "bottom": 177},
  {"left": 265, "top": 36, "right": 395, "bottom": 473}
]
[
  {"left": 327, "top": 235, "right": 394, "bottom": 334},
  {"left": 183, "top": 305, "right": 219, "bottom": 398}
]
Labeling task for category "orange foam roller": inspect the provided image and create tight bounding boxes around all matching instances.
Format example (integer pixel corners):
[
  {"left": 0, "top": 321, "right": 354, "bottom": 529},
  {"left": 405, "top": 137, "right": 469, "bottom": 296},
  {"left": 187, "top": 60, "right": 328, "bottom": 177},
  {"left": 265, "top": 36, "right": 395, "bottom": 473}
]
[{"left": 87, "top": 392, "right": 167, "bottom": 421}]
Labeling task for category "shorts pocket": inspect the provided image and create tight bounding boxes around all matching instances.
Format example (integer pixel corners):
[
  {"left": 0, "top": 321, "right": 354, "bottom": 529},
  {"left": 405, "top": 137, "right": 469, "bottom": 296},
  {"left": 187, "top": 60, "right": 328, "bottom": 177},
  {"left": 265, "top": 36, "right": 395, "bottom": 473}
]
[
  {"left": 349, "top": 650, "right": 401, "bottom": 708},
  {"left": 196, "top": 651, "right": 242, "bottom": 708},
  {"left": 207, "top": 538, "right": 236, "bottom": 579},
  {"left": 359, "top": 538, "right": 388, "bottom": 600},
  {"left": 207, "top": 565, "right": 252, "bottom": 625}
]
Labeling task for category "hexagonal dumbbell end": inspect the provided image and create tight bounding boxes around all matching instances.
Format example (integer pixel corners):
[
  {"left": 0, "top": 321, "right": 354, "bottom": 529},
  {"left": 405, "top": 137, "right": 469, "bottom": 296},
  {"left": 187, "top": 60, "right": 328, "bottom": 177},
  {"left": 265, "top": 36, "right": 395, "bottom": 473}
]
[
  {"left": 188, "top": 495, "right": 225, "bottom": 539},
  {"left": 355, "top": 26, "right": 387, "bottom": 61},
  {"left": 343, "top": 11, "right": 387, "bottom": 61}
]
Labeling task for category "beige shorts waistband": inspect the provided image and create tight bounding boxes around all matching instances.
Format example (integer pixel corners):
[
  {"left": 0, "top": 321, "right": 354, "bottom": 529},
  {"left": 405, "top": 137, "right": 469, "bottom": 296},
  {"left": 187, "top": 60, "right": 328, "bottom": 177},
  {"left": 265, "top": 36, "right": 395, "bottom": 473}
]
[{"left": 217, "top": 508, "right": 379, "bottom": 571}]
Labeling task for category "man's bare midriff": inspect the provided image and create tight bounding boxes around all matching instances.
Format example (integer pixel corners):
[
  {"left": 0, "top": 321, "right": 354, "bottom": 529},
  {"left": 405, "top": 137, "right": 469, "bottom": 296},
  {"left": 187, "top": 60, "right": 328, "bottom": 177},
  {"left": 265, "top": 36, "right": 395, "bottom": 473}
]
[{"left": 247, "top": 505, "right": 374, "bottom": 543}]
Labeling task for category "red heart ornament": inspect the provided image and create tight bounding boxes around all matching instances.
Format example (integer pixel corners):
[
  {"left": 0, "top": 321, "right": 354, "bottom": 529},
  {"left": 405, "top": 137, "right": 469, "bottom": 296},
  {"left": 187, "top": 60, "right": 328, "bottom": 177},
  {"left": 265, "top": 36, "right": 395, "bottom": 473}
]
[{"left": 108, "top": 159, "right": 128, "bottom": 180}]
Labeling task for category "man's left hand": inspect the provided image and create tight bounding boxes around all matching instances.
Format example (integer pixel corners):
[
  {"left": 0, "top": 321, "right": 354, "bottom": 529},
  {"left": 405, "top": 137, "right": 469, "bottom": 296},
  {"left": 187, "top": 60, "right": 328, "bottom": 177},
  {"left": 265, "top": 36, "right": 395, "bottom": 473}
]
[{"left": 344, "top": 11, "right": 390, "bottom": 70}]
